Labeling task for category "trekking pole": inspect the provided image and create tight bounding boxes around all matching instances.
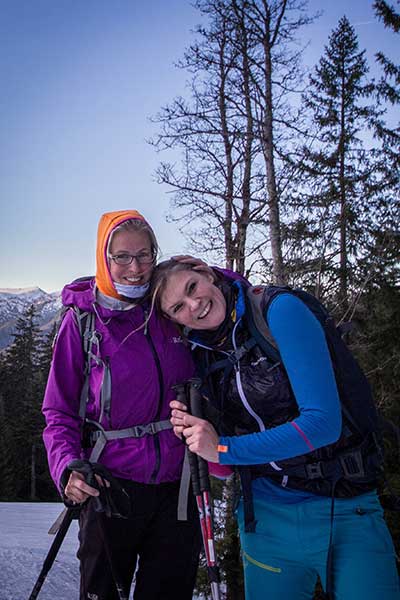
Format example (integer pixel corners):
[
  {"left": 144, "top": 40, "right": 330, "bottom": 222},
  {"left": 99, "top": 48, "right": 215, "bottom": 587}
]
[
  {"left": 68, "top": 460, "right": 129, "bottom": 600},
  {"left": 28, "top": 506, "right": 78, "bottom": 600},
  {"left": 189, "top": 378, "right": 220, "bottom": 600},
  {"left": 174, "top": 381, "right": 221, "bottom": 600}
]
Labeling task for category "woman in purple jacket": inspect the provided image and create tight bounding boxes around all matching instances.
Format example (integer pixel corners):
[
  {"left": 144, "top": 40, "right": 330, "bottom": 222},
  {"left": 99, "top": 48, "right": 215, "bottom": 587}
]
[{"left": 42, "top": 210, "right": 201, "bottom": 600}]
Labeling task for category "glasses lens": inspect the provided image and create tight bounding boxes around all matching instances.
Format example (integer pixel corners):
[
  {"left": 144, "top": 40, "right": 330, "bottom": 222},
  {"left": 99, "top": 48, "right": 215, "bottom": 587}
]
[
  {"left": 138, "top": 252, "right": 154, "bottom": 264},
  {"left": 112, "top": 252, "right": 154, "bottom": 265},
  {"left": 113, "top": 254, "right": 132, "bottom": 265}
]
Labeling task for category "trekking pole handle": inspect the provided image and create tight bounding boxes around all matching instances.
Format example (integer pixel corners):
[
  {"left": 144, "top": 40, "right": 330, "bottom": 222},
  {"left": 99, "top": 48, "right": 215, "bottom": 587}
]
[
  {"left": 189, "top": 378, "right": 211, "bottom": 493},
  {"left": 172, "top": 383, "right": 201, "bottom": 497},
  {"left": 68, "top": 459, "right": 103, "bottom": 512},
  {"left": 188, "top": 378, "right": 203, "bottom": 417}
]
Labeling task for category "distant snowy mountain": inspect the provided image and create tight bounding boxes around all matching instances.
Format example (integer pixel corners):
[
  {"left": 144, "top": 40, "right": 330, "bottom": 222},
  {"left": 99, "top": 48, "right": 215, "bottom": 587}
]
[{"left": 0, "top": 287, "right": 62, "bottom": 350}]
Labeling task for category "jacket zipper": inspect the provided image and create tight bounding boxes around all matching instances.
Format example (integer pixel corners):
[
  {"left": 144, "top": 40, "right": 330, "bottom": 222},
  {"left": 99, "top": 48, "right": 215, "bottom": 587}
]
[{"left": 144, "top": 310, "right": 165, "bottom": 483}]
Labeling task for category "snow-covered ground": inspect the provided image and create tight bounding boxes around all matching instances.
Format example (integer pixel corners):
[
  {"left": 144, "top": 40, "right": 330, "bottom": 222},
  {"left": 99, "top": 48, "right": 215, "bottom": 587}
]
[
  {"left": 0, "top": 503, "right": 204, "bottom": 600},
  {"left": 0, "top": 503, "right": 80, "bottom": 600}
]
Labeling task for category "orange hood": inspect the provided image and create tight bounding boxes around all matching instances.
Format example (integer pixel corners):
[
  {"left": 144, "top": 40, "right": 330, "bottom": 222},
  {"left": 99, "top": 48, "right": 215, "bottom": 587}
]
[{"left": 95, "top": 210, "right": 147, "bottom": 300}]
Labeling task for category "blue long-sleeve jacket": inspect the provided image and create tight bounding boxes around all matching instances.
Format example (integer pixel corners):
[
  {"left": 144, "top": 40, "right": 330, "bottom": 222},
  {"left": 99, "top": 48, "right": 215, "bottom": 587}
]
[{"left": 218, "top": 292, "right": 342, "bottom": 467}]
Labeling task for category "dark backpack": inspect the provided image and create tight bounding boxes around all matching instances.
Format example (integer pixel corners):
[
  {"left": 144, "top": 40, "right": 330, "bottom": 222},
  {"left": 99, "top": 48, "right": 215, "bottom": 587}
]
[
  {"left": 245, "top": 285, "right": 381, "bottom": 444},
  {"left": 243, "top": 285, "right": 399, "bottom": 506}
]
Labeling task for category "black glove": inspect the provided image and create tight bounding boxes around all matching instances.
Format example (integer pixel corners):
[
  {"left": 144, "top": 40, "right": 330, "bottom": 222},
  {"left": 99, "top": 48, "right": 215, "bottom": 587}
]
[{"left": 67, "top": 459, "right": 131, "bottom": 519}]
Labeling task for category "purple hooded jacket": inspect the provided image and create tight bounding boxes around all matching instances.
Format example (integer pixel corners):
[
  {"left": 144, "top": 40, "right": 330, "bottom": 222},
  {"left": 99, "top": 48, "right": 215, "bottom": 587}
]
[{"left": 42, "top": 278, "right": 195, "bottom": 490}]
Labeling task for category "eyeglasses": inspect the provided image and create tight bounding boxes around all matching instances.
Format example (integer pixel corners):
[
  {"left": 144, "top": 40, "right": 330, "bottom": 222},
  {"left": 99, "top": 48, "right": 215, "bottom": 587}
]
[{"left": 108, "top": 251, "right": 155, "bottom": 266}]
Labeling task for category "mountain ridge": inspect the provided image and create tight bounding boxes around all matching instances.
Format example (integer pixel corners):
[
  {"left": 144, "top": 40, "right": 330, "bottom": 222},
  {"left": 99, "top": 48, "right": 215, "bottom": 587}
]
[{"left": 0, "top": 286, "right": 62, "bottom": 350}]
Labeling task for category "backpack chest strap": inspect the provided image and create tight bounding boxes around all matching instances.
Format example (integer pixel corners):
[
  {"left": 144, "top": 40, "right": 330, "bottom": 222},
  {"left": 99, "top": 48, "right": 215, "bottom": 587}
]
[
  {"left": 205, "top": 338, "right": 257, "bottom": 377},
  {"left": 88, "top": 419, "right": 173, "bottom": 462}
]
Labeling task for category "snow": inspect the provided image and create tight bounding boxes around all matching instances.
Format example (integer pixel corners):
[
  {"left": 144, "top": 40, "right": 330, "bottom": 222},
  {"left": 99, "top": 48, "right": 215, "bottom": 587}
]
[
  {"left": 0, "top": 288, "right": 47, "bottom": 301},
  {"left": 0, "top": 503, "right": 203, "bottom": 600},
  {"left": 0, "top": 503, "right": 80, "bottom": 600}
]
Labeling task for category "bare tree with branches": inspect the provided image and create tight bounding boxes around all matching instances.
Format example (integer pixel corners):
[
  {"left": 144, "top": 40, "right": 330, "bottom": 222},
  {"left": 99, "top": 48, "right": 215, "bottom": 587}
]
[{"left": 151, "top": 0, "right": 313, "bottom": 283}]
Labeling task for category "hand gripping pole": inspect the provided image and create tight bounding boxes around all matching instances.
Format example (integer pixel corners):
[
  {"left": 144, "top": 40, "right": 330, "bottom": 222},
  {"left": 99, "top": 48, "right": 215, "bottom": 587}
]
[
  {"left": 174, "top": 379, "right": 221, "bottom": 600},
  {"left": 67, "top": 460, "right": 129, "bottom": 600},
  {"left": 29, "top": 460, "right": 129, "bottom": 600}
]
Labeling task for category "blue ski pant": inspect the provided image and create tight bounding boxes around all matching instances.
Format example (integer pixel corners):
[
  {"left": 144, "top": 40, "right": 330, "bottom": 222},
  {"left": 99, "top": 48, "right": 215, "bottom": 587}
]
[{"left": 237, "top": 491, "right": 400, "bottom": 600}]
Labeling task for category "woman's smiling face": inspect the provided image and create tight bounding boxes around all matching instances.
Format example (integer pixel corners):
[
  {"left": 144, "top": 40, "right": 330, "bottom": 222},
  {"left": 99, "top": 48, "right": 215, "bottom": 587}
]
[
  {"left": 108, "top": 229, "right": 154, "bottom": 286},
  {"left": 160, "top": 270, "right": 227, "bottom": 330}
]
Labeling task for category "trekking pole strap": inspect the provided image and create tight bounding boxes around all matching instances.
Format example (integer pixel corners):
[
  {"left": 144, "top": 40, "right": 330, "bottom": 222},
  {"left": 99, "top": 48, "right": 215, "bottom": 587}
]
[{"left": 177, "top": 449, "right": 192, "bottom": 520}]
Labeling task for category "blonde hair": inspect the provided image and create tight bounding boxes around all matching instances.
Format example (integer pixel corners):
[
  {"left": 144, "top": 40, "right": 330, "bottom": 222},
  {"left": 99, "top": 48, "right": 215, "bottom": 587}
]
[
  {"left": 150, "top": 259, "right": 216, "bottom": 317},
  {"left": 107, "top": 218, "right": 159, "bottom": 259}
]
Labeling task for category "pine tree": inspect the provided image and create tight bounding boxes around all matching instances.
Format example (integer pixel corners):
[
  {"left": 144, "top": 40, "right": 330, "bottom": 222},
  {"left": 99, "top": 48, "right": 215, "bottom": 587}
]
[
  {"left": 294, "top": 16, "right": 380, "bottom": 308},
  {"left": 350, "top": 282, "right": 400, "bottom": 558},
  {"left": 0, "top": 388, "right": 15, "bottom": 500},
  {"left": 374, "top": 0, "right": 400, "bottom": 109},
  {"left": 1, "top": 305, "right": 44, "bottom": 499},
  {"left": 35, "top": 323, "right": 59, "bottom": 500},
  {"left": 370, "top": 1, "right": 400, "bottom": 289}
]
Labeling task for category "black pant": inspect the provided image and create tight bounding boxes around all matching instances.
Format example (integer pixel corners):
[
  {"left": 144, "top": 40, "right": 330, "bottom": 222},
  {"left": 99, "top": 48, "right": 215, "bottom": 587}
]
[{"left": 78, "top": 479, "right": 201, "bottom": 600}]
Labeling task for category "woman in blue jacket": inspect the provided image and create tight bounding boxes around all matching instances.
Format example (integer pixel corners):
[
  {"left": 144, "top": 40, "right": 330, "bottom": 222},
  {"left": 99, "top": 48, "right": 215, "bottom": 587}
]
[{"left": 151, "top": 259, "right": 400, "bottom": 600}]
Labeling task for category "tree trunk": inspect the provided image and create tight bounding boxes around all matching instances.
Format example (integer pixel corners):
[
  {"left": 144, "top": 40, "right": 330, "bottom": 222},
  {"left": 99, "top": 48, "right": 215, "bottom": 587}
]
[
  {"left": 234, "top": 0, "right": 253, "bottom": 276},
  {"left": 218, "top": 21, "right": 236, "bottom": 271},
  {"left": 339, "top": 61, "right": 348, "bottom": 307},
  {"left": 30, "top": 443, "right": 36, "bottom": 501},
  {"left": 261, "top": 4, "right": 286, "bottom": 284}
]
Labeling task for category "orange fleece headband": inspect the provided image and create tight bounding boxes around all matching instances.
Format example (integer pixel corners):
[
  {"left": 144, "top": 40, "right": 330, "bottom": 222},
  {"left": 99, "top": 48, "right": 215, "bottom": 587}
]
[{"left": 95, "top": 210, "right": 147, "bottom": 300}]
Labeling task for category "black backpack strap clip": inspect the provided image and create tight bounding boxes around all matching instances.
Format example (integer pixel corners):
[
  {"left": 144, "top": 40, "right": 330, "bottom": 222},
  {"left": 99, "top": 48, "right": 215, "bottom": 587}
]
[{"left": 339, "top": 449, "right": 365, "bottom": 479}]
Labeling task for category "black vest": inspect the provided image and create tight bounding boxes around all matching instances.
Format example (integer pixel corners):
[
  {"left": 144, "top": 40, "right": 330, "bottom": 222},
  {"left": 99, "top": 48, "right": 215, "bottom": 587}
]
[{"left": 195, "top": 285, "right": 382, "bottom": 499}]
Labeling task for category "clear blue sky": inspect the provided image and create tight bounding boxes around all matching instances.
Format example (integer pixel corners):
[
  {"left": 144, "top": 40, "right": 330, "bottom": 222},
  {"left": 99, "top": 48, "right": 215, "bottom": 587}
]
[{"left": 0, "top": 0, "right": 396, "bottom": 292}]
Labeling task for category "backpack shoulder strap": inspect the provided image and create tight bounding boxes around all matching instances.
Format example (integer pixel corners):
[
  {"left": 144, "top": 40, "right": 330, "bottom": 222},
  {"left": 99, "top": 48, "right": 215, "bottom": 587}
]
[
  {"left": 73, "top": 308, "right": 100, "bottom": 420},
  {"left": 53, "top": 304, "right": 98, "bottom": 420},
  {"left": 245, "top": 285, "right": 292, "bottom": 365}
]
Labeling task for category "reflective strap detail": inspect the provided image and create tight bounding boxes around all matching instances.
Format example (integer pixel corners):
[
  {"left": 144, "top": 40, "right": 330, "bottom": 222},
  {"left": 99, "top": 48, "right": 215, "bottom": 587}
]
[
  {"left": 233, "top": 318, "right": 265, "bottom": 432},
  {"left": 89, "top": 419, "right": 173, "bottom": 462},
  {"left": 269, "top": 462, "right": 282, "bottom": 471},
  {"left": 235, "top": 369, "right": 266, "bottom": 432},
  {"left": 243, "top": 550, "right": 282, "bottom": 573},
  {"left": 177, "top": 449, "right": 191, "bottom": 521},
  {"left": 234, "top": 332, "right": 281, "bottom": 473}
]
